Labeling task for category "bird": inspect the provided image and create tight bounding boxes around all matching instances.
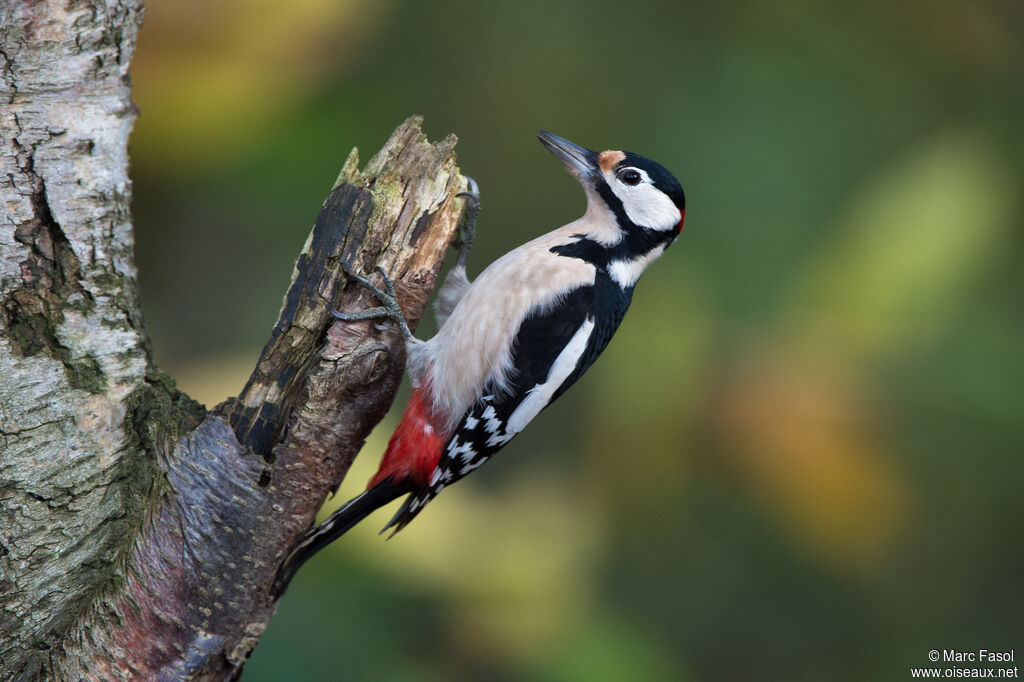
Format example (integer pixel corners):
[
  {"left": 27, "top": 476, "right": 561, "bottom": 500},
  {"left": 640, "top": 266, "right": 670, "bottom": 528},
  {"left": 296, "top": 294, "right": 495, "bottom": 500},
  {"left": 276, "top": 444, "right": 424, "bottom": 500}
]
[{"left": 272, "top": 131, "right": 685, "bottom": 594}]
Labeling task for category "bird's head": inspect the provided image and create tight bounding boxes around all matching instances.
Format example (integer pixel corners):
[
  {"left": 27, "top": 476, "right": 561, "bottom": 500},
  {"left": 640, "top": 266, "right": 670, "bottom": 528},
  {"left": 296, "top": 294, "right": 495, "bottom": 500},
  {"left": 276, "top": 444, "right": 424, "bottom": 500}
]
[{"left": 537, "top": 130, "right": 686, "bottom": 237}]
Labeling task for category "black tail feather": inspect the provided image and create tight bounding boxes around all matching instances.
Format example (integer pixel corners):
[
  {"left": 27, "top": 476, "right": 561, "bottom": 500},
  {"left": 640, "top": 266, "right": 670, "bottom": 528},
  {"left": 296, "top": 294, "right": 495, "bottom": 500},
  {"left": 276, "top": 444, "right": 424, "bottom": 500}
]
[
  {"left": 379, "top": 490, "right": 430, "bottom": 538},
  {"left": 271, "top": 478, "right": 407, "bottom": 596}
]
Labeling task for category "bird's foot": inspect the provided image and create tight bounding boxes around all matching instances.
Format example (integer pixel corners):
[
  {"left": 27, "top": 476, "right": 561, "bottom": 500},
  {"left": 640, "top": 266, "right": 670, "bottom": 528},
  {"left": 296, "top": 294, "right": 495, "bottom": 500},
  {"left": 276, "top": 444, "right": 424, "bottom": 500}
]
[
  {"left": 332, "top": 265, "right": 413, "bottom": 340},
  {"left": 454, "top": 176, "right": 480, "bottom": 269}
]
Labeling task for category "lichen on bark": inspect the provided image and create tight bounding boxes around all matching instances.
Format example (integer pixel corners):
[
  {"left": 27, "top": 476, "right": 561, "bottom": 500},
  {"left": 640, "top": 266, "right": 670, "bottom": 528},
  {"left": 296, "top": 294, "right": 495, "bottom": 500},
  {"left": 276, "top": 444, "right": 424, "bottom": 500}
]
[
  {"left": 1, "top": 2, "right": 466, "bottom": 677},
  {"left": 0, "top": 0, "right": 176, "bottom": 675}
]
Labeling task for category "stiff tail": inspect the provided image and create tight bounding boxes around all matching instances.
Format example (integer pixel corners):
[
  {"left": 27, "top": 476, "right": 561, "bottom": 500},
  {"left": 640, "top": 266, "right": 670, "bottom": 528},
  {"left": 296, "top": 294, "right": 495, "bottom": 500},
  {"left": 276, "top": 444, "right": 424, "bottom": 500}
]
[
  {"left": 380, "top": 489, "right": 431, "bottom": 538},
  {"left": 271, "top": 477, "right": 407, "bottom": 596}
]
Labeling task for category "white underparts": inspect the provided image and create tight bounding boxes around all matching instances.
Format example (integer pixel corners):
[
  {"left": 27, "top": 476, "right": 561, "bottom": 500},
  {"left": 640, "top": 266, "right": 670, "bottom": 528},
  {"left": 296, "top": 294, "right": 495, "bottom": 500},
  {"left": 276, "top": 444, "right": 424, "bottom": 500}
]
[
  {"left": 506, "top": 317, "right": 595, "bottom": 434},
  {"left": 433, "top": 264, "right": 471, "bottom": 328},
  {"left": 405, "top": 338, "right": 430, "bottom": 388},
  {"left": 422, "top": 226, "right": 598, "bottom": 428}
]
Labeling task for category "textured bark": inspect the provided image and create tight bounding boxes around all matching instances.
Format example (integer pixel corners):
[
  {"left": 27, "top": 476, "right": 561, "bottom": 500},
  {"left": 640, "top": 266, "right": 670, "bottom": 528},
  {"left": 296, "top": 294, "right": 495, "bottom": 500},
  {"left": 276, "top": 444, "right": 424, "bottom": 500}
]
[{"left": 0, "top": 2, "right": 466, "bottom": 679}]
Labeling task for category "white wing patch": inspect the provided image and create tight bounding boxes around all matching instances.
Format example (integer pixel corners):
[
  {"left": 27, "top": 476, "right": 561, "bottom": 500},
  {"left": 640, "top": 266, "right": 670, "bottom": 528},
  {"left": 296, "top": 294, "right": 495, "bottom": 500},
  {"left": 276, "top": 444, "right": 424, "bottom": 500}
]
[
  {"left": 506, "top": 317, "right": 596, "bottom": 434},
  {"left": 608, "top": 244, "right": 667, "bottom": 289},
  {"left": 420, "top": 227, "right": 598, "bottom": 430}
]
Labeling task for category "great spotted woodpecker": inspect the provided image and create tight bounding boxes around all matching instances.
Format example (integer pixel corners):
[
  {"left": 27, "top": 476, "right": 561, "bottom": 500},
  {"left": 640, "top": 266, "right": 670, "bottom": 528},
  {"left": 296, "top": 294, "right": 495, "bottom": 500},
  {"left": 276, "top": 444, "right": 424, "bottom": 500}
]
[{"left": 272, "top": 131, "right": 685, "bottom": 593}]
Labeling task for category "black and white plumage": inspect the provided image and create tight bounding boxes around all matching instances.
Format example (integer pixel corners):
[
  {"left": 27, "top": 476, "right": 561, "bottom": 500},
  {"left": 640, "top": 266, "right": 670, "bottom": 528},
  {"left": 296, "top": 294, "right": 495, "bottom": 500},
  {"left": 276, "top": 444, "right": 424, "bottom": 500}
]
[{"left": 272, "top": 131, "right": 685, "bottom": 594}]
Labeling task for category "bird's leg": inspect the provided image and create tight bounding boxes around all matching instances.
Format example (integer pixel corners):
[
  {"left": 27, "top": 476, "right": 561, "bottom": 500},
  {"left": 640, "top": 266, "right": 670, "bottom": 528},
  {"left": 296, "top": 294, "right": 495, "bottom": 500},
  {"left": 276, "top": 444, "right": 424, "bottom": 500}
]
[
  {"left": 454, "top": 177, "right": 480, "bottom": 269},
  {"left": 433, "top": 178, "right": 480, "bottom": 327},
  {"left": 332, "top": 265, "right": 413, "bottom": 341},
  {"left": 335, "top": 178, "right": 478, "bottom": 339}
]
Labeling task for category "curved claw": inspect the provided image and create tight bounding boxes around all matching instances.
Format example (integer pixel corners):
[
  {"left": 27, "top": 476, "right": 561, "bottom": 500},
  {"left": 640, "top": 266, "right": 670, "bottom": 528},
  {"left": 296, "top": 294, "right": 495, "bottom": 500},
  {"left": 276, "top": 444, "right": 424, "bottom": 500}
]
[
  {"left": 340, "top": 262, "right": 373, "bottom": 288},
  {"left": 331, "top": 265, "right": 413, "bottom": 340},
  {"left": 453, "top": 177, "right": 480, "bottom": 270},
  {"left": 374, "top": 265, "right": 398, "bottom": 299},
  {"left": 344, "top": 270, "right": 374, "bottom": 289},
  {"left": 456, "top": 176, "right": 480, "bottom": 200}
]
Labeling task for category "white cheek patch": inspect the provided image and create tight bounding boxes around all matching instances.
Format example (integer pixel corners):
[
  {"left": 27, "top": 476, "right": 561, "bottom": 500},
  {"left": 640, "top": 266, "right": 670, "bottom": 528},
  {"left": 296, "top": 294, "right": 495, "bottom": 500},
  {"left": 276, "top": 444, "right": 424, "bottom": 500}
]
[{"left": 607, "top": 170, "right": 681, "bottom": 232}]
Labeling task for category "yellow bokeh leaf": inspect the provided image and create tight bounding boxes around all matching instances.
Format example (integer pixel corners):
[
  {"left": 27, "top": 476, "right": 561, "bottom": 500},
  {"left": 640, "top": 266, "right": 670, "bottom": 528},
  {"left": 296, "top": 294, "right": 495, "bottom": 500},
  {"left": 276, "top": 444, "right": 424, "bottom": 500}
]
[{"left": 793, "top": 131, "right": 1013, "bottom": 357}]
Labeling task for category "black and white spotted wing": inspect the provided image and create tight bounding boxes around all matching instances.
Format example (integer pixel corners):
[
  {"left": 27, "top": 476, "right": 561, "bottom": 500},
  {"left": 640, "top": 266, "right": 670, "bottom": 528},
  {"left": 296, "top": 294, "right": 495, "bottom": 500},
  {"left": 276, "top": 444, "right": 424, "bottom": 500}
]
[{"left": 384, "top": 275, "right": 634, "bottom": 534}]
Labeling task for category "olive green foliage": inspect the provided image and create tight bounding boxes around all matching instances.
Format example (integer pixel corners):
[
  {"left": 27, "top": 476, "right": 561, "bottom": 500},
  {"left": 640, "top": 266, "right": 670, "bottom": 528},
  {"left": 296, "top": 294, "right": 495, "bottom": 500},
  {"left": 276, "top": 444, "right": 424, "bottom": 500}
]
[{"left": 131, "top": 1, "right": 1022, "bottom": 679}]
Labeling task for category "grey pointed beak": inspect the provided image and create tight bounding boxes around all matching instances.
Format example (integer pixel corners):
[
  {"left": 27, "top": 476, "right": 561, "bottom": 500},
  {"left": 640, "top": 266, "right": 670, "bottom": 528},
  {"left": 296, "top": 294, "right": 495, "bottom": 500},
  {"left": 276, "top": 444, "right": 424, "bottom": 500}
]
[{"left": 537, "top": 130, "right": 597, "bottom": 180}]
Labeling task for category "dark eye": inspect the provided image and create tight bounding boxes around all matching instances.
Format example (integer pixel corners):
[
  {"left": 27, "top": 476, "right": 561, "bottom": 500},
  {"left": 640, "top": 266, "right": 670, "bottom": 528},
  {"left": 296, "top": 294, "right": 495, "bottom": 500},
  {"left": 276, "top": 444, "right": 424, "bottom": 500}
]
[{"left": 619, "top": 169, "right": 642, "bottom": 186}]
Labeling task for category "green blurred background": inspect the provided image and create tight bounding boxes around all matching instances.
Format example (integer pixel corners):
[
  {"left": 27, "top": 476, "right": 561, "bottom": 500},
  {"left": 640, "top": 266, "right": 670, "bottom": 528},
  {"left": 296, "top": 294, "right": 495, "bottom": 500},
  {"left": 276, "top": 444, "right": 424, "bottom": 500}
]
[{"left": 129, "top": 1, "right": 1023, "bottom": 679}]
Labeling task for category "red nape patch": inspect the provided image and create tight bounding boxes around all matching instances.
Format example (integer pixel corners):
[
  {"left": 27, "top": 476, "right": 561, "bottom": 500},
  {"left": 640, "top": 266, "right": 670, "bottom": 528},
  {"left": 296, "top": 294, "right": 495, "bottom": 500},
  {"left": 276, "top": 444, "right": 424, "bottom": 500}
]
[
  {"left": 675, "top": 208, "right": 686, "bottom": 235},
  {"left": 368, "top": 383, "right": 446, "bottom": 489}
]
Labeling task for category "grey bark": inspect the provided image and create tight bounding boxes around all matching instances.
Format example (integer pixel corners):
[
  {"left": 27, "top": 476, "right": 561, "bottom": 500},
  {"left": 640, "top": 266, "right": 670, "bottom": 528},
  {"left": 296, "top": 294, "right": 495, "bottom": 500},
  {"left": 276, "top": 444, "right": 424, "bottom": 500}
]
[{"left": 0, "top": 3, "right": 466, "bottom": 679}]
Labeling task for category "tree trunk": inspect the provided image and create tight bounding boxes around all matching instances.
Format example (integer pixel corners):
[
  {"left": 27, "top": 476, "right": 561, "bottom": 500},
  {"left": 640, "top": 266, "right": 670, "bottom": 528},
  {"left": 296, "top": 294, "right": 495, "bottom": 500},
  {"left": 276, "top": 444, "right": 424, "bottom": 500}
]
[{"left": 0, "top": 3, "right": 466, "bottom": 679}]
